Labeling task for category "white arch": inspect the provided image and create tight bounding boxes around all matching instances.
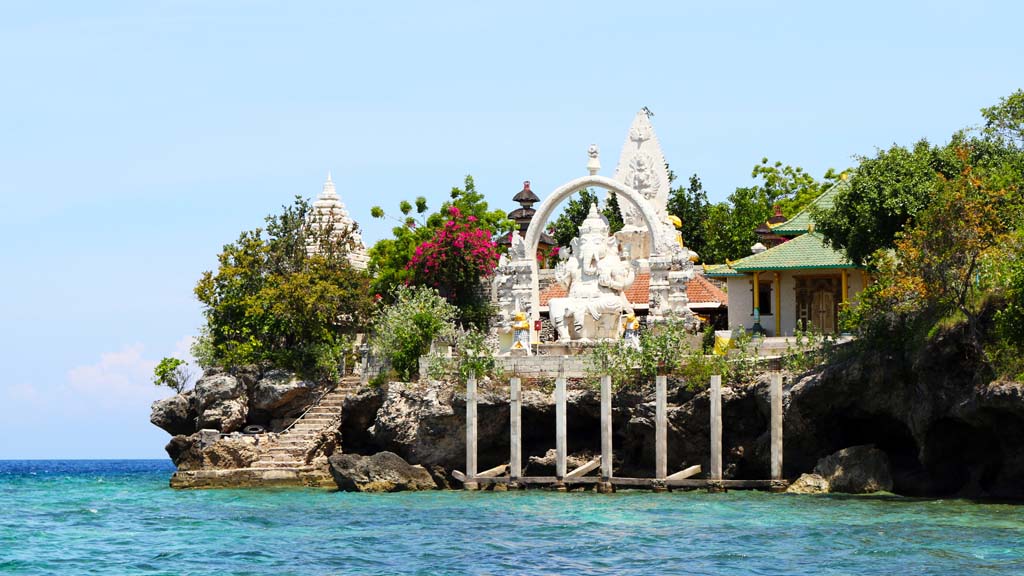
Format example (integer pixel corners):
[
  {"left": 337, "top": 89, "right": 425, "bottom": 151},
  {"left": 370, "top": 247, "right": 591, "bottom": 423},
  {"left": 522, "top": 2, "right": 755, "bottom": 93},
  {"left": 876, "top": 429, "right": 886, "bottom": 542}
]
[{"left": 521, "top": 175, "right": 668, "bottom": 322}]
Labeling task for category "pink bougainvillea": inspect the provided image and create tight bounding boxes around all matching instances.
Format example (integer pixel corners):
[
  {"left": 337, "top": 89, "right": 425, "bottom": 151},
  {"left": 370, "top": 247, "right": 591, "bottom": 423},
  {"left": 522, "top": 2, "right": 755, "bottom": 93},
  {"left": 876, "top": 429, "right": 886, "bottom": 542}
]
[{"left": 406, "top": 210, "right": 500, "bottom": 302}]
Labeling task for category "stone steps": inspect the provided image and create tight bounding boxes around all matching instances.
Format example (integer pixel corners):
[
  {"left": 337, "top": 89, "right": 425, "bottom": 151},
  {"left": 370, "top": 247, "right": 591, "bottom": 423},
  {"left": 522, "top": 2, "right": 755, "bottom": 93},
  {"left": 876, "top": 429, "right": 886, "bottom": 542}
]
[{"left": 245, "top": 381, "right": 362, "bottom": 473}]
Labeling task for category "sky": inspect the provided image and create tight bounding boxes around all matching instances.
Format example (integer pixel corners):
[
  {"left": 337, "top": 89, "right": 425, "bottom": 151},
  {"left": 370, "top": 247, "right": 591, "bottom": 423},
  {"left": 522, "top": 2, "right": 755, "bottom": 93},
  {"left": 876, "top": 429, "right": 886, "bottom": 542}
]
[{"left": 0, "top": 1, "right": 1021, "bottom": 459}]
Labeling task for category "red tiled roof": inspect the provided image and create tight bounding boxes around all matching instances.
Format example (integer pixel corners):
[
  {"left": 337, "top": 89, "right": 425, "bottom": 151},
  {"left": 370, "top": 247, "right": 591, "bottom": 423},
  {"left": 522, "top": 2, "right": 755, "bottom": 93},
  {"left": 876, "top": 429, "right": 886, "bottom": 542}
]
[
  {"left": 687, "top": 273, "right": 728, "bottom": 306},
  {"left": 538, "top": 272, "right": 726, "bottom": 307}
]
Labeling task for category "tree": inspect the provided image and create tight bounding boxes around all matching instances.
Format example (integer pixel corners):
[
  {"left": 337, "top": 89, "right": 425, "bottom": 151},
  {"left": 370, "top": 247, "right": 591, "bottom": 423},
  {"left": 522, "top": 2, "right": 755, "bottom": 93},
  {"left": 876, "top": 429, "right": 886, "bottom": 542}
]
[
  {"left": 667, "top": 174, "right": 710, "bottom": 257},
  {"left": 981, "top": 89, "right": 1024, "bottom": 150},
  {"left": 688, "top": 159, "right": 832, "bottom": 264},
  {"left": 194, "top": 197, "right": 374, "bottom": 380},
  {"left": 153, "top": 357, "right": 193, "bottom": 393},
  {"left": 407, "top": 206, "right": 501, "bottom": 327},
  {"left": 547, "top": 189, "right": 623, "bottom": 248},
  {"left": 815, "top": 140, "right": 959, "bottom": 265},
  {"left": 371, "top": 285, "right": 459, "bottom": 382},
  {"left": 368, "top": 176, "right": 513, "bottom": 302}
]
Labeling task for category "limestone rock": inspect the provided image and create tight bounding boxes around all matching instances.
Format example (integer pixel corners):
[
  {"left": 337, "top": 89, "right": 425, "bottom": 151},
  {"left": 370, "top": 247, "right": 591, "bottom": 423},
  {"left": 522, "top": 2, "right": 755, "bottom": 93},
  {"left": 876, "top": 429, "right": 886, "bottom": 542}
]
[
  {"left": 250, "top": 369, "right": 318, "bottom": 418},
  {"left": 787, "top": 473, "right": 830, "bottom": 494},
  {"left": 194, "top": 373, "right": 248, "bottom": 433},
  {"left": 165, "top": 433, "right": 260, "bottom": 471},
  {"left": 814, "top": 445, "right": 893, "bottom": 494},
  {"left": 368, "top": 381, "right": 508, "bottom": 470},
  {"left": 150, "top": 392, "right": 196, "bottom": 436},
  {"left": 328, "top": 451, "right": 437, "bottom": 492}
]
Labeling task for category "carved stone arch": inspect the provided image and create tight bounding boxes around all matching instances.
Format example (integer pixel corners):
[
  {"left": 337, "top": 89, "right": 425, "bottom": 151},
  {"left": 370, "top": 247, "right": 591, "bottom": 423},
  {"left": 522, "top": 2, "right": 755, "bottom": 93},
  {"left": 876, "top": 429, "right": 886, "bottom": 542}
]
[{"left": 520, "top": 175, "right": 669, "bottom": 322}]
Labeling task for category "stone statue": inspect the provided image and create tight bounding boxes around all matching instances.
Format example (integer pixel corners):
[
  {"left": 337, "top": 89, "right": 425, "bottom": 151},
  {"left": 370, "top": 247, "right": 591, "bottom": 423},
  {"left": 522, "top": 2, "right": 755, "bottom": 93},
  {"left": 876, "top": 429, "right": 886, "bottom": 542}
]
[
  {"left": 622, "top": 313, "right": 640, "bottom": 349},
  {"left": 548, "top": 204, "right": 636, "bottom": 342},
  {"left": 511, "top": 311, "right": 531, "bottom": 354}
]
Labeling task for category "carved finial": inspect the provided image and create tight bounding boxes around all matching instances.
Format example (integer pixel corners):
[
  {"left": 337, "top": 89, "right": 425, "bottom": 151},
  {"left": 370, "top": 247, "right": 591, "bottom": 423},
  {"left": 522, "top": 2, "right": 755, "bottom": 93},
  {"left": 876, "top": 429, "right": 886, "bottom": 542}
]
[
  {"left": 321, "top": 171, "right": 338, "bottom": 198},
  {"left": 641, "top": 106, "right": 654, "bottom": 118},
  {"left": 587, "top": 144, "right": 601, "bottom": 175}
]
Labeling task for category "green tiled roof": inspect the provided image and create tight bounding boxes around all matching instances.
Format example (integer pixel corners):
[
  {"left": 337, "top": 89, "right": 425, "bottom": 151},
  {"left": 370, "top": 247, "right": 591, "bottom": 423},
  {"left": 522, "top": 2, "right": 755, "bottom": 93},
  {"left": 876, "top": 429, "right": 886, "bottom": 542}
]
[
  {"left": 771, "top": 179, "right": 848, "bottom": 236},
  {"left": 727, "top": 232, "right": 855, "bottom": 272},
  {"left": 703, "top": 263, "right": 744, "bottom": 277}
]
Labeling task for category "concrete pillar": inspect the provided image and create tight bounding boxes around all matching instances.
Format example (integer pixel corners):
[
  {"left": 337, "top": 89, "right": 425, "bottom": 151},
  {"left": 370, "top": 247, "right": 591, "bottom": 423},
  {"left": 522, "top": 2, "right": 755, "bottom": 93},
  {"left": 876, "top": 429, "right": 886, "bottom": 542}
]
[
  {"left": 656, "top": 374, "right": 667, "bottom": 480},
  {"left": 770, "top": 372, "right": 783, "bottom": 481},
  {"left": 466, "top": 372, "right": 478, "bottom": 489},
  {"left": 600, "top": 374, "right": 613, "bottom": 485},
  {"left": 555, "top": 364, "right": 567, "bottom": 482},
  {"left": 710, "top": 374, "right": 722, "bottom": 480},
  {"left": 510, "top": 376, "right": 522, "bottom": 482}
]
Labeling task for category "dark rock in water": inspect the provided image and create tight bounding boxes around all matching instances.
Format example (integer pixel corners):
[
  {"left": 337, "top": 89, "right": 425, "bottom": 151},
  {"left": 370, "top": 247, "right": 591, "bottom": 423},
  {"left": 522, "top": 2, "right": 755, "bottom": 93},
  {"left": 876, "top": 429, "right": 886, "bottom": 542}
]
[
  {"left": 194, "top": 373, "right": 248, "bottom": 433},
  {"left": 787, "top": 473, "right": 830, "bottom": 494},
  {"left": 429, "top": 465, "right": 452, "bottom": 490},
  {"left": 525, "top": 449, "right": 596, "bottom": 476},
  {"left": 249, "top": 369, "right": 319, "bottom": 427},
  {"left": 150, "top": 392, "right": 196, "bottom": 436},
  {"left": 328, "top": 451, "right": 437, "bottom": 492},
  {"left": 814, "top": 445, "right": 892, "bottom": 493}
]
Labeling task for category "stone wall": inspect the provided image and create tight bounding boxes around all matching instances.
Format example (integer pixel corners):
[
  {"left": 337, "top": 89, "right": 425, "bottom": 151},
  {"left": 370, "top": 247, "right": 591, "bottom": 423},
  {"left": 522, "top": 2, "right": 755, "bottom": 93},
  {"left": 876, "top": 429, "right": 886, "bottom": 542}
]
[{"left": 418, "top": 355, "right": 590, "bottom": 380}]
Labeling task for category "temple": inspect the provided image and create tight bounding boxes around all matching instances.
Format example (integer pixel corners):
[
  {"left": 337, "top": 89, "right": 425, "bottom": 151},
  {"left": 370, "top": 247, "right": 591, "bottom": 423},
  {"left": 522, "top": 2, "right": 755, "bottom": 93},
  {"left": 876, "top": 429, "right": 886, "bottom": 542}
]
[
  {"left": 305, "top": 172, "right": 370, "bottom": 270},
  {"left": 491, "top": 110, "right": 700, "bottom": 352},
  {"left": 705, "top": 179, "right": 867, "bottom": 335}
]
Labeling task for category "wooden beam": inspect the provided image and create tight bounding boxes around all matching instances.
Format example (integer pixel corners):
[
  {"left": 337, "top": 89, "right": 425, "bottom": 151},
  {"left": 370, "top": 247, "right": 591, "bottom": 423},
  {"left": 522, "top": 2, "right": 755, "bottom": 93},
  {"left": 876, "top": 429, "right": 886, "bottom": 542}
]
[
  {"left": 771, "top": 372, "right": 783, "bottom": 481},
  {"left": 565, "top": 456, "right": 601, "bottom": 479},
  {"left": 710, "top": 374, "right": 723, "bottom": 480},
  {"left": 510, "top": 376, "right": 522, "bottom": 480},
  {"left": 477, "top": 463, "right": 508, "bottom": 478},
  {"left": 656, "top": 374, "right": 667, "bottom": 480},
  {"left": 600, "top": 374, "right": 612, "bottom": 481},
  {"left": 666, "top": 464, "right": 702, "bottom": 480},
  {"left": 452, "top": 470, "right": 467, "bottom": 482},
  {"left": 555, "top": 363, "right": 567, "bottom": 480}
]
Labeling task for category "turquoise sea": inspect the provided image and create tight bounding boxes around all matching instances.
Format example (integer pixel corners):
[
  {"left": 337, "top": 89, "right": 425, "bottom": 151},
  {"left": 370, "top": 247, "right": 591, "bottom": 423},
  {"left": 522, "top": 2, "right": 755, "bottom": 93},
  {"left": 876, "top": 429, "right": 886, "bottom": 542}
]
[{"left": 1, "top": 460, "right": 1022, "bottom": 575}]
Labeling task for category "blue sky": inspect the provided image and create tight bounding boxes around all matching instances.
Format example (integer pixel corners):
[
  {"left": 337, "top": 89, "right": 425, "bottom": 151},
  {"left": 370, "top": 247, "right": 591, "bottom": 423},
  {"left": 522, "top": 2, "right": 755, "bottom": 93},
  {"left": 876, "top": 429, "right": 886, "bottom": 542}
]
[{"left": 1, "top": 1, "right": 1021, "bottom": 459}]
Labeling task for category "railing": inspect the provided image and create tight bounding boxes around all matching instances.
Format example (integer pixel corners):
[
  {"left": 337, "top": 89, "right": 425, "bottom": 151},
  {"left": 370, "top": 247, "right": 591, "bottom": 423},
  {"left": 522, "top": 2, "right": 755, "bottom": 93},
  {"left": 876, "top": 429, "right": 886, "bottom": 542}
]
[{"left": 278, "top": 382, "right": 339, "bottom": 436}]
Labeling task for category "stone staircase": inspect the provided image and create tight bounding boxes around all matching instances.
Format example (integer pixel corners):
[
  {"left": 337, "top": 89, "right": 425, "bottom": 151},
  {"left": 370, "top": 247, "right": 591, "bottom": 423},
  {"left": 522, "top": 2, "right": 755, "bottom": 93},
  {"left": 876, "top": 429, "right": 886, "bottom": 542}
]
[
  {"left": 250, "top": 377, "right": 360, "bottom": 469},
  {"left": 170, "top": 376, "right": 361, "bottom": 489}
]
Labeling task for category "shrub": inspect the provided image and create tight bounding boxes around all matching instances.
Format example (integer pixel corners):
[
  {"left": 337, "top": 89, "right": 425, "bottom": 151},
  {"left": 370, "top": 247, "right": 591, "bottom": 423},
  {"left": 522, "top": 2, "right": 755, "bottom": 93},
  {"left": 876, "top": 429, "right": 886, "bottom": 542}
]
[
  {"left": 153, "top": 357, "right": 193, "bottom": 394},
  {"left": 371, "top": 285, "right": 458, "bottom": 381}
]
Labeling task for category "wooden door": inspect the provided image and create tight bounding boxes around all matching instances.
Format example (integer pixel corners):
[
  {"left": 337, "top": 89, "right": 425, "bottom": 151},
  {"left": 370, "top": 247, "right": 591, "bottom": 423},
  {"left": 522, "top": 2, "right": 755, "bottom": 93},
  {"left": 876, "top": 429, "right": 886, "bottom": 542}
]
[{"left": 811, "top": 289, "right": 835, "bottom": 334}]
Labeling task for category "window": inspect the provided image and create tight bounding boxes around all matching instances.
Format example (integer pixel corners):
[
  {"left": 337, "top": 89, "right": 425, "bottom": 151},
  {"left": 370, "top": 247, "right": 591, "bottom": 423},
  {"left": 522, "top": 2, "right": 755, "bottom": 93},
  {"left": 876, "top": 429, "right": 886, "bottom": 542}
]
[{"left": 752, "top": 281, "right": 772, "bottom": 315}]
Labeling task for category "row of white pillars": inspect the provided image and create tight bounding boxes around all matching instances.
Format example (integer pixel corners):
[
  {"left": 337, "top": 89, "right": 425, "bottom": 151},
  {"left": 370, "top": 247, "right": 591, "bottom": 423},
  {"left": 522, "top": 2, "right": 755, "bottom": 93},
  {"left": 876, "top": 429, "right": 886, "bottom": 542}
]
[{"left": 466, "top": 371, "right": 784, "bottom": 488}]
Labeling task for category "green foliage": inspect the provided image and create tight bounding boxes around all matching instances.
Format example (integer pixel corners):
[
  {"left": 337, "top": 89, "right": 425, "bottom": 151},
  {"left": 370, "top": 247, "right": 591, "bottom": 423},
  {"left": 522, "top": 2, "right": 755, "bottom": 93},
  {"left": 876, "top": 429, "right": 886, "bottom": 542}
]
[
  {"left": 782, "top": 326, "right": 836, "bottom": 374},
  {"left": 681, "top": 160, "right": 834, "bottom": 264},
  {"left": 548, "top": 189, "right": 623, "bottom": 248},
  {"left": 367, "top": 175, "right": 513, "bottom": 325},
  {"left": 371, "top": 285, "right": 459, "bottom": 382},
  {"left": 667, "top": 174, "right": 710, "bottom": 257},
  {"left": 194, "top": 197, "right": 373, "bottom": 381},
  {"left": 981, "top": 89, "right": 1024, "bottom": 150},
  {"left": 426, "top": 328, "right": 500, "bottom": 383},
  {"left": 153, "top": 357, "right": 193, "bottom": 393},
  {"left": 586, "top": 319, "right": 732, "bottom": 390},
  {"left": 815, "top": 140, "right": 960, "bottom": 265}
]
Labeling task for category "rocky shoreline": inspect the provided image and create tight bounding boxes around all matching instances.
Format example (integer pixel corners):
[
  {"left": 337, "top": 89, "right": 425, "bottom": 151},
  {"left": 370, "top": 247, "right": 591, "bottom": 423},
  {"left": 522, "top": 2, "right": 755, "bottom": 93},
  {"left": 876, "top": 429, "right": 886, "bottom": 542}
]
[{"left": 152, "top": 335, "right": 1024, "bottom": 498}]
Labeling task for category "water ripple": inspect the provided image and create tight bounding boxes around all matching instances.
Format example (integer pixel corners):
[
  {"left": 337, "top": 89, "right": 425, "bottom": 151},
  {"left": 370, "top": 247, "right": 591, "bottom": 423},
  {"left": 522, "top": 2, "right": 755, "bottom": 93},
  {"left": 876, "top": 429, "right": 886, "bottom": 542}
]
[{"left": 0, "top": 461, "right": 1023, "bottom": 575}]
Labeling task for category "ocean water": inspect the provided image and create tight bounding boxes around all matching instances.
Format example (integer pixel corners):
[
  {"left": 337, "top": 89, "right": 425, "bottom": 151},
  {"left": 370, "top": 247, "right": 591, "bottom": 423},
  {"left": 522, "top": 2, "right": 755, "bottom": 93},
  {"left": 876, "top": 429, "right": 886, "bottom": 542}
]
[{"left": 1, "top": 461, "right": 1022, "bottom": 575}]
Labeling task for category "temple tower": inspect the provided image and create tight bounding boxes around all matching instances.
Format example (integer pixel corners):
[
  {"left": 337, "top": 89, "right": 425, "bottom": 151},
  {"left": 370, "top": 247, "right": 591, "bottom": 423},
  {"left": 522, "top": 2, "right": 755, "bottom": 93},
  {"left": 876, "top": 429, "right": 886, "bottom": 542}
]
[{"left": 305, "top": 172, "right": 370, "bottom": 270}]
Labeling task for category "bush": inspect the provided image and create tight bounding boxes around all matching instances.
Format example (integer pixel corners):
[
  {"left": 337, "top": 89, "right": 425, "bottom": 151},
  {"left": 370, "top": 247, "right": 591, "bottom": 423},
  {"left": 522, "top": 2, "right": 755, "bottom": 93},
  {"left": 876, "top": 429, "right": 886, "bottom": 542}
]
[
  {"left": 371, "top": 285, "right": 458, "bottom": 381},
  {"left": 153, "top": 357, "right": 193, "bottom": 393}
]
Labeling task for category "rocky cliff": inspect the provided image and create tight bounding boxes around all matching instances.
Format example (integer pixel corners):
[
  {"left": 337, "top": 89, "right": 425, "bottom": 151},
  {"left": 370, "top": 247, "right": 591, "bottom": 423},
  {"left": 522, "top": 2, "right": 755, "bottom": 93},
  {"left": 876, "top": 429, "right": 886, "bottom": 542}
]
[{"left": 152, "top": 336, "right": 1024, "bottom": 498}]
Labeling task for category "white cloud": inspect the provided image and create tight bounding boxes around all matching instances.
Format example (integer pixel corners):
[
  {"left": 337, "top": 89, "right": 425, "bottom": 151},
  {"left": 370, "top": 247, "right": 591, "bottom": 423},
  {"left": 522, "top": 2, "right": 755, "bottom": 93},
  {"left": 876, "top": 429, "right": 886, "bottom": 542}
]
[{"left": 67, "top": 343, "right": 159, "bottom": 403}]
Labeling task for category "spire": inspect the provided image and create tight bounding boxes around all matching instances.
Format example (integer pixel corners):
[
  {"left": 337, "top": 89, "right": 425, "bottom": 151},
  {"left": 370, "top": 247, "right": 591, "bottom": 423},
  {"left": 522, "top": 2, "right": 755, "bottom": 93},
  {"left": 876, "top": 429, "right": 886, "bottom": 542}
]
[
  {"left": 320, "top": 171, "right": 338, "bottom": 199},
  {"left": 613, "top": 109, "right": 671, "bottom": 227}
]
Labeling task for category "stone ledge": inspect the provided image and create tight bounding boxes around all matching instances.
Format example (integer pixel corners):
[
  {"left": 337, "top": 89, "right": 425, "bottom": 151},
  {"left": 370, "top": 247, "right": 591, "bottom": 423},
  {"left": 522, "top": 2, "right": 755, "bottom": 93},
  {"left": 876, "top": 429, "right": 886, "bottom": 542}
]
[{"left": 170, "top": 465, "right": 334, "bottom": 489}]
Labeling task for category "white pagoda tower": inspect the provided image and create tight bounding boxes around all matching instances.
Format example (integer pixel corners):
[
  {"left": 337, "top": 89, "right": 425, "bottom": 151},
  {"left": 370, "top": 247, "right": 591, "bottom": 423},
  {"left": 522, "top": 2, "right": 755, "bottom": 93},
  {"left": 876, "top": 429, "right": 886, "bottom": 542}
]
[{"left": 305, "top": 172, "right": 370, "bottom": 270}]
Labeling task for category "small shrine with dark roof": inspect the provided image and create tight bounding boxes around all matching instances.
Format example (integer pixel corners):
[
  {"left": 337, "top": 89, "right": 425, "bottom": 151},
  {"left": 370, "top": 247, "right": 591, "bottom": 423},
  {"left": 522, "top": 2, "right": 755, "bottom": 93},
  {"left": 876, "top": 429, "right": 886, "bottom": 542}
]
[{"left": 498, "top": 180, "right": 557, "bottom": 259}]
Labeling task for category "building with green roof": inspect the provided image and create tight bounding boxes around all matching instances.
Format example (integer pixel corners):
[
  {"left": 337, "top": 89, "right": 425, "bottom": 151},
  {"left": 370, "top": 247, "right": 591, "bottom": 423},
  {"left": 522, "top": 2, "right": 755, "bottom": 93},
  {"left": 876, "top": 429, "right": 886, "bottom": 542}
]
[{"left": 705, "top": 179, "right": 867, "bottom": 335}]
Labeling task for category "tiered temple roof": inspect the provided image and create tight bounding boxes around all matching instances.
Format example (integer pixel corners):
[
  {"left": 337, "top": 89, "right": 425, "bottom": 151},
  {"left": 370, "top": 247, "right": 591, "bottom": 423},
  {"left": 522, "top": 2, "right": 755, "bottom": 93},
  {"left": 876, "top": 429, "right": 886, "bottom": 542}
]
[{"left": 305, "top": 172, "right": 370, "bottom": 270}]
